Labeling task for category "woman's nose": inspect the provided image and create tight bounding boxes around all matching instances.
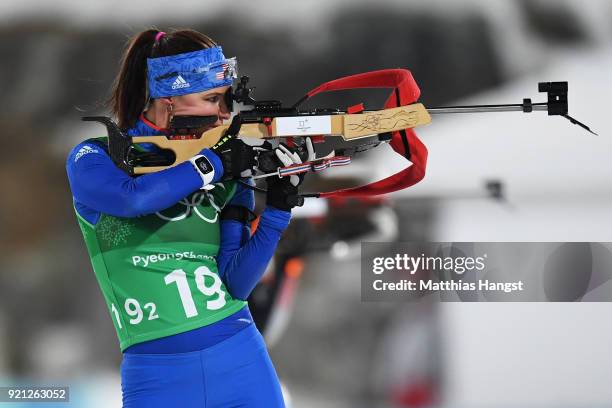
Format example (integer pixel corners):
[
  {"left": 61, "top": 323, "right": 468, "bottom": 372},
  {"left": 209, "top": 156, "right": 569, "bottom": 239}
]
[
  {"left": 218, "top": 94, "right": 232, "bottom": 120},
  {"left": 218, "top": 110, "right": 231, "bottom": 120},
  {"left": 218, "top": 105, "right": 231, "bottom": 122}
]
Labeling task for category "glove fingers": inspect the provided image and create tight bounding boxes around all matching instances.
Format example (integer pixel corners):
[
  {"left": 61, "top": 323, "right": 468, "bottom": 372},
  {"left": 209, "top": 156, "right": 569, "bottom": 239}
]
[
  {"left": 277, "top": 143, "right": 292, "bottom": 157},
  {"left": 273, "top": 143, "right": 306, "bottom": 186},
  {"left": 306, "top": 137, "right": 316, "bottom": 161},
  {"left": 275, "top": 148, "right": 294, "bottom": 167},
  {"left": 278, "top": 144, "right": 302, "bottom": 164}
]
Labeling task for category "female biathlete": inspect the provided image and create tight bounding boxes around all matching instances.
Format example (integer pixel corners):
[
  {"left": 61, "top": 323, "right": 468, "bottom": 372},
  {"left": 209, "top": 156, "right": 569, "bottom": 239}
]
[{"left": 66, "top": 28, "right": 311, "bottom": 407}]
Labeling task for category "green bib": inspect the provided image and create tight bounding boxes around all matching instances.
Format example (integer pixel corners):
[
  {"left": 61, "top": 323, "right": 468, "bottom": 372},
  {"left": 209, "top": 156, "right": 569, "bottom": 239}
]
[{"left": 75, "top": 158, "right": 246, "bottom": 351}]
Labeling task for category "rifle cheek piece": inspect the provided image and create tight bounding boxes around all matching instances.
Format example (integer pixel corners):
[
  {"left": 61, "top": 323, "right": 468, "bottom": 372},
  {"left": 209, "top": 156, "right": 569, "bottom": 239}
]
[{"left": 167, "top": 115, "right": 219, "bottom": 136}]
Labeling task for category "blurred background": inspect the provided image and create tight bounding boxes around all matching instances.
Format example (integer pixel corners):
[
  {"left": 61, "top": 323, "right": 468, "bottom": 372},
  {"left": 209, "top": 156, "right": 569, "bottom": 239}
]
[{"left": 1, "top": 0, "right": 611, "bottom": 406}]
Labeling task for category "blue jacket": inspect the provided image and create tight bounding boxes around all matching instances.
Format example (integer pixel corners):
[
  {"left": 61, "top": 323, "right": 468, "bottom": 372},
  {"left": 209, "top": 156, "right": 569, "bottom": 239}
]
[{"left": 66, "top": 117, "right": 290, "bottom": 353}]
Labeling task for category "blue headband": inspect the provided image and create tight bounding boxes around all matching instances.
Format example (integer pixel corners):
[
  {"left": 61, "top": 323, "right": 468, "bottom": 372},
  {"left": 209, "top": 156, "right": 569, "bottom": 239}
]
[{"left": 147, "top": 46, "right": 237, "bottom": 98}]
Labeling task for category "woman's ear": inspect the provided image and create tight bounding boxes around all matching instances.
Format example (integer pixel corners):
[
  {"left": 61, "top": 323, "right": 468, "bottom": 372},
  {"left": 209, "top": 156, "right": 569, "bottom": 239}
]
[
  {"left": 158, "top": 97, "right": 174, "bottom": 111},
  {"left": 148, "top": 97, "right": 174, "bottom": 128}
]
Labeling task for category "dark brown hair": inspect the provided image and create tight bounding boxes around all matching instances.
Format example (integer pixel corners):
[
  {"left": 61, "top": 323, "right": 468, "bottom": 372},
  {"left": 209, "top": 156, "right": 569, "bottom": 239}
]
[{"left": 109, "top": 28, "right": 218, "bottom": 129}]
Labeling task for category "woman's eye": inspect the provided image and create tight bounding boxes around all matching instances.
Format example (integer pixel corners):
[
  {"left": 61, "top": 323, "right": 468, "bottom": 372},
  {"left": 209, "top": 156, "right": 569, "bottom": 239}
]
[{"left": 206, "top": 96, "right": 220, "bottom": 103}]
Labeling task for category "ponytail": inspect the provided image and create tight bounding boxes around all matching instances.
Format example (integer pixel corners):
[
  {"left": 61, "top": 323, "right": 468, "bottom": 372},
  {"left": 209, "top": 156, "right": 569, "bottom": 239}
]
[
  {"left": 109, "top": 29, "right": 158, "bottom": 130},
  {"left": 109, "top": 28, "right": 218, "bottom": 130}
]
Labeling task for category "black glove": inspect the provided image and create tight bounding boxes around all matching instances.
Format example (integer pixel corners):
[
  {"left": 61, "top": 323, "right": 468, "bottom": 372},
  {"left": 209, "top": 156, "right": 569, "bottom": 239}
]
[
  {"left": 265, "top": 143, "right": 312, "bottom": 211},
  {"left": 210, "top": 134, "right": 257, "bottom": 180},
  {"left": 266, "top": 174, "right": 304, "bottom": 211}
]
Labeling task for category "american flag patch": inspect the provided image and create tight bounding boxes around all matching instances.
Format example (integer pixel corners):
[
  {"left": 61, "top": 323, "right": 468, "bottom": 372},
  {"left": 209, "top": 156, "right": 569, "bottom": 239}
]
[{"left": 215, "top": 63, "right": 229, "bottom": 80}]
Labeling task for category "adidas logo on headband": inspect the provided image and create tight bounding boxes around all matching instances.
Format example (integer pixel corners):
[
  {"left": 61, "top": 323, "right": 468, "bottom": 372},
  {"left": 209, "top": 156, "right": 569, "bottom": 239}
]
[{"left": 171, "top": 75, "right": 190, "bottom": 90}]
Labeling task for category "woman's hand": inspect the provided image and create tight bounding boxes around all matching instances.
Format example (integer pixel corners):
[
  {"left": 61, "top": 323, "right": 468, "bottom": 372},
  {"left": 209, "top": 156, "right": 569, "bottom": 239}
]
[
  {"left": 265, "top": 138, "right": 315, "bottom": 211},
  {"left": 209, "top": 136, "right": 258, "bottom": 180}
]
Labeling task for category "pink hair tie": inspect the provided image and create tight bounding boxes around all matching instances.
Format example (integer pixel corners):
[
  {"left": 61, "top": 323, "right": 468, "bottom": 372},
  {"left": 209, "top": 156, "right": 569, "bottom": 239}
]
[{"left": 155, "top": 31, "right": 166, "bottom": 42}]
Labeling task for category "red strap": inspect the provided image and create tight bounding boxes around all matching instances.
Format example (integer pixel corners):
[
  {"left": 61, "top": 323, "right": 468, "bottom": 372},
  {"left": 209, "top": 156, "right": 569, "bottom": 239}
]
[
  {"left": 347, "top": 103, "right": 365, "bottom": 114},
  {"left": 310, "top": 135, "right": 325, "bottom": 143},
  {"left": 302, "top": 69, "right": 428, "bottom": 198}
]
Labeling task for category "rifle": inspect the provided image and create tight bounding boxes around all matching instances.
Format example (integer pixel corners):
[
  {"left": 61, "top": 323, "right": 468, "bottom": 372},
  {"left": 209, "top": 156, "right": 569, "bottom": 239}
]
[{"left": 83, "top": 69, "right": 595, "bottom": 200}]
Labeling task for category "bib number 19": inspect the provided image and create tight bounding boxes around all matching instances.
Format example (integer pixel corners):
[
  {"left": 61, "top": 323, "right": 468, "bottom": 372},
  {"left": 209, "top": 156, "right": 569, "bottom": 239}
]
[{"left": 164, "top": 265, "right": 227, "bottom": 318}]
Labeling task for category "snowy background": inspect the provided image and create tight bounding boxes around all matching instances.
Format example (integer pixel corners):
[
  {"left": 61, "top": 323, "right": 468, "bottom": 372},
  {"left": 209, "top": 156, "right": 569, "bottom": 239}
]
[{"left": 0, "top": 0, "right": 611, "bottom": 407}]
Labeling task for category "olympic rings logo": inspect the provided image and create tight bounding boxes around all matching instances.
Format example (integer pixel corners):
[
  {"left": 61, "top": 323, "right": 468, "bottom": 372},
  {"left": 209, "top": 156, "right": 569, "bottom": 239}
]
[{"left": 155, "top": 186, "right": 225, "bottom": 223}]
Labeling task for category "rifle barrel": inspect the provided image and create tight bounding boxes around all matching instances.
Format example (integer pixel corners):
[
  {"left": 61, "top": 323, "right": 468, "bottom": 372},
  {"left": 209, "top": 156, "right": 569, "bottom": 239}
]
[{"left": 428, "top": 102, "right": 548, "bottom": 114}]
